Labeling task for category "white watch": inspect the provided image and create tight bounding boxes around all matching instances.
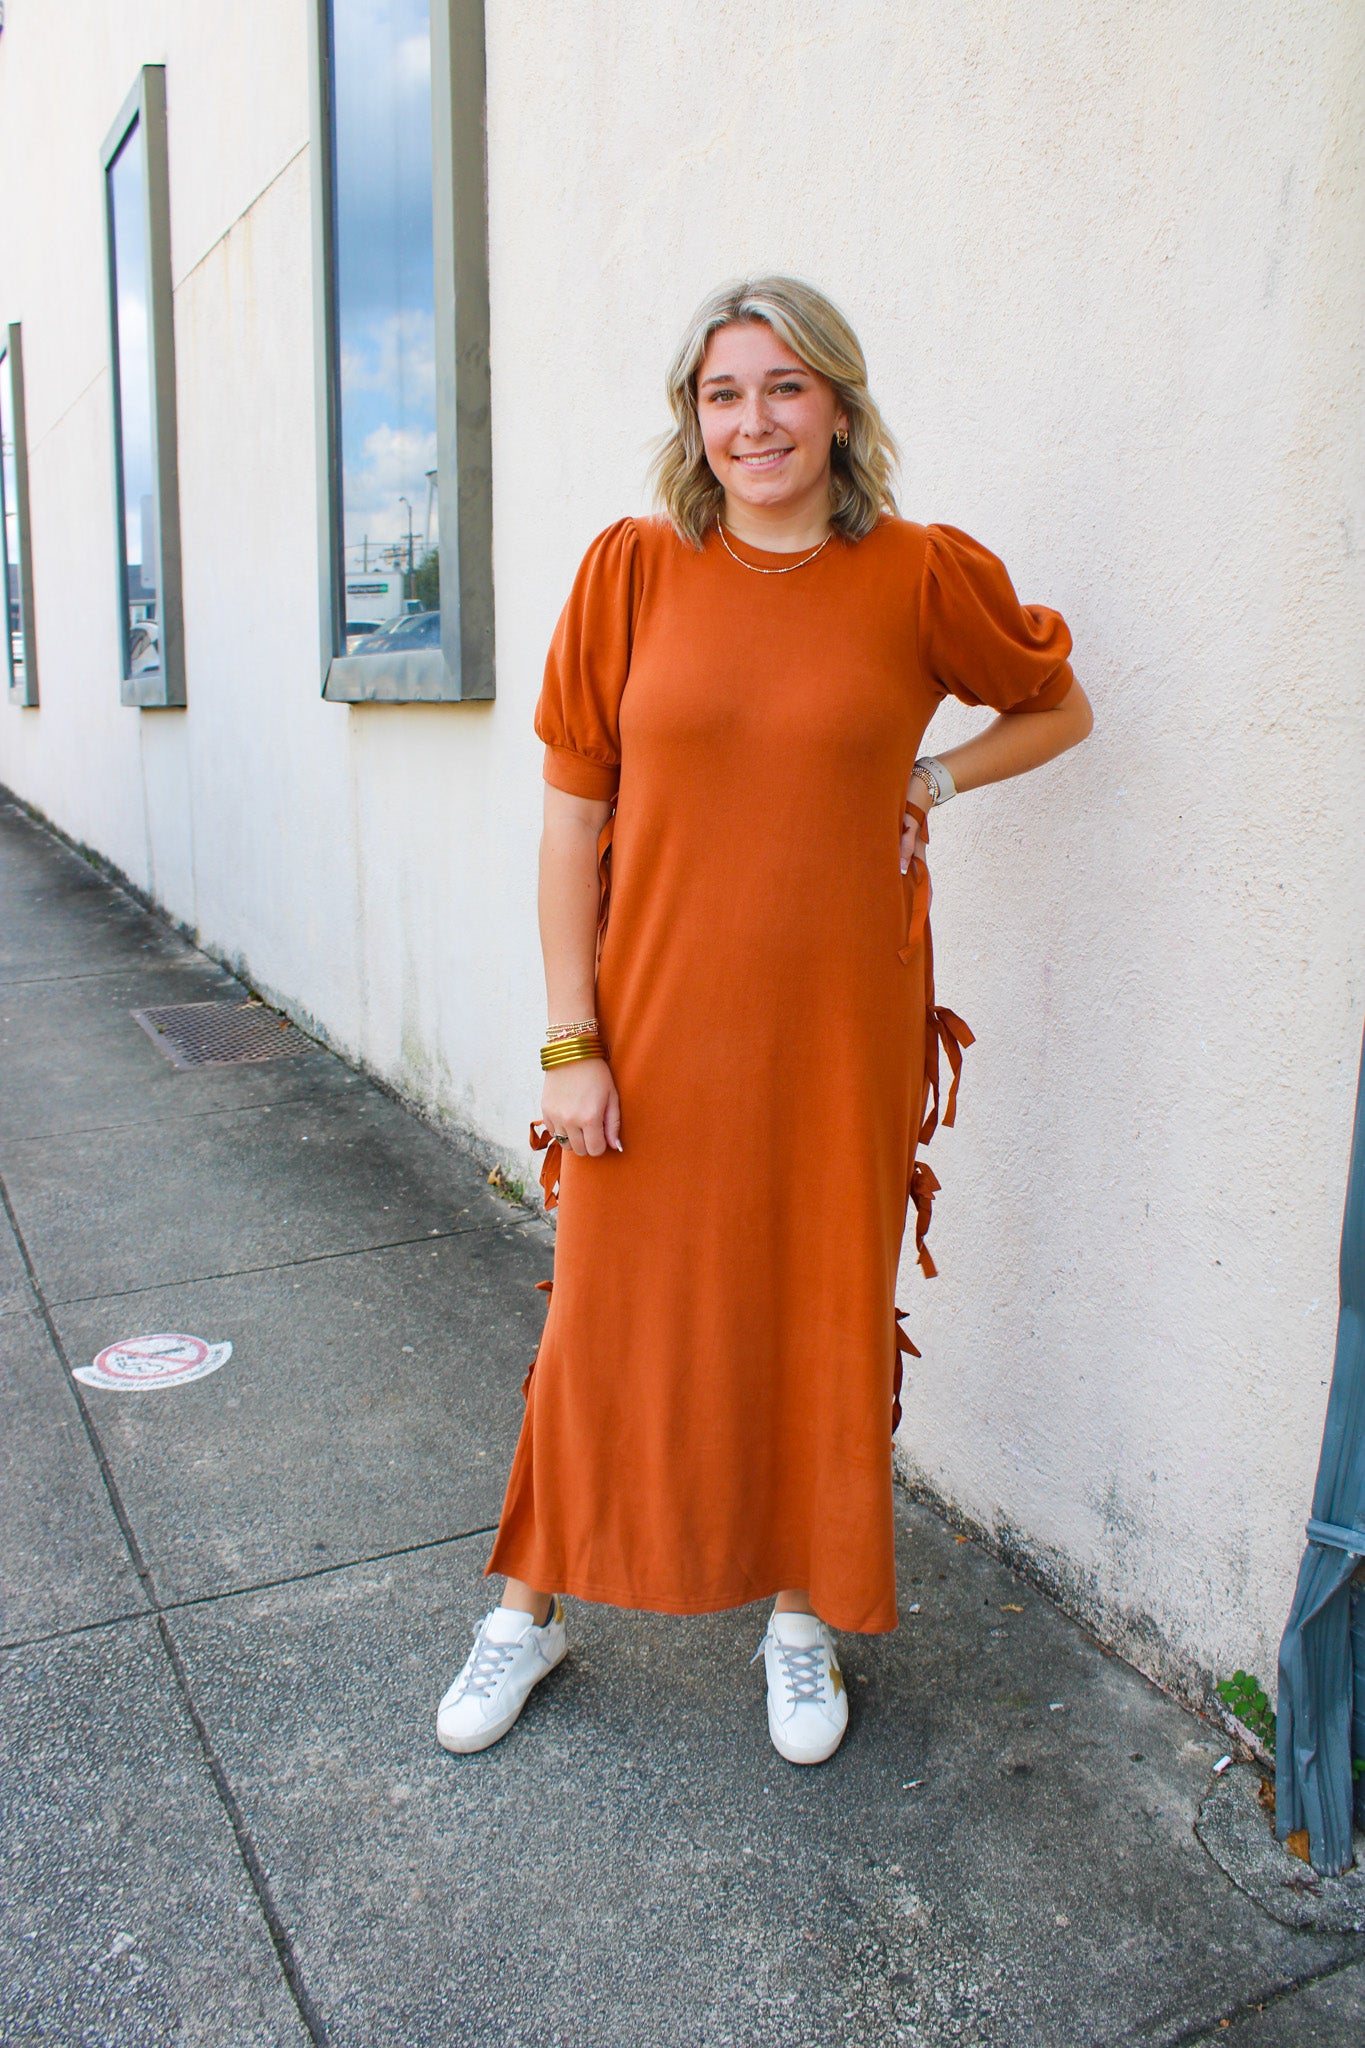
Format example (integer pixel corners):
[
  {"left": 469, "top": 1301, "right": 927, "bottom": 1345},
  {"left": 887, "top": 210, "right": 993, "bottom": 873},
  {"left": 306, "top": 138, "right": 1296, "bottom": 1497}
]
[{"left": 913, "top": 755, "right": 957, "bottom": 805}]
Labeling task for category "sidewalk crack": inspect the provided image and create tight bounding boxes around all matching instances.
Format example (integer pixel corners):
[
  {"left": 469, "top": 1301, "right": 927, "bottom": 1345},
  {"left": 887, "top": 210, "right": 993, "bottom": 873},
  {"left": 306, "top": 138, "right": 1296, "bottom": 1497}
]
[
  {"left": 0, "top": 1165, "right": 332, "bottom": 2048},
  {"left": 5, "top": 1091, "right": 332, "bottom": 1145},
  {"left": 161, "top": 1523, "right": 504, "bottom": 1613},
  {"left": 0, "top": 1607, "right": 155, "bottom": 1655},
  {"left": 43, "top": 1216, "right": 535, "bottom": 1307},
  {"left": 0, "top": 962, "right": 181, "bottom": 988},
  {"left": 0, "top": 1523, "right": 503, "bottom": 1655},
  {"left": 1163, "top": 1950, "right": 1365, "bottom": 2046}
]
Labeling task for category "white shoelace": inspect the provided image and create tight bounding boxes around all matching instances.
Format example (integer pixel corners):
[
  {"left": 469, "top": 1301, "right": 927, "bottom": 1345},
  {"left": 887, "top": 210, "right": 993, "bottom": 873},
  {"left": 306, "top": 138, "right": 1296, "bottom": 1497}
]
[{"left": 457, "top": 1619, "right": 526, "bottom": 1700}]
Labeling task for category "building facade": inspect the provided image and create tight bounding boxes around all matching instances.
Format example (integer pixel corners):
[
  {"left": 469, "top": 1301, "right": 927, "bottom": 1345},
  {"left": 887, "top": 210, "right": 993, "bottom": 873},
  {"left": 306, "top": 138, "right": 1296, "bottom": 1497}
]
[{"left": 1, "top": 0, "right": 1362, "bottom": 1704}]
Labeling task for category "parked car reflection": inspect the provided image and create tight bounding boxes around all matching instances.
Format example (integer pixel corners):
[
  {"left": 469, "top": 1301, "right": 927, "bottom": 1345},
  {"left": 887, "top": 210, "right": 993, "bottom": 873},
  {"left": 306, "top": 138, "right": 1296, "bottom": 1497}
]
[
  {"left": 344, "top": 618, "right": 382, "bottom": 651},
  {"left": 350, "top": 610, "right": 440, "bottom": 654},
  {"left": 129, "top": 620, "right": 160, "bottom": 674},
  {"left": 352, "top": 610, "right": 440, "bottom": 653}
]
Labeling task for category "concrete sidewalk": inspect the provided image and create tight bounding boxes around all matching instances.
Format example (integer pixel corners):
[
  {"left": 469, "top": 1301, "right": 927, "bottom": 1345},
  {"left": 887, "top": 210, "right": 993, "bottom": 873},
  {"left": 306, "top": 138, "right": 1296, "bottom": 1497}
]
[{"left": 1, "top": 792, "right": 1361, "bottom": 2048}]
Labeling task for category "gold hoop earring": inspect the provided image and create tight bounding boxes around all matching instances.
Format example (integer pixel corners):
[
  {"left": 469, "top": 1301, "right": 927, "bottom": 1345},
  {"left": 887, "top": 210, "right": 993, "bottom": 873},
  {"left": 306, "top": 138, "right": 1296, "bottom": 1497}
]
[{"left": 834, "top": 428, "right": 849, "bottom": 449}]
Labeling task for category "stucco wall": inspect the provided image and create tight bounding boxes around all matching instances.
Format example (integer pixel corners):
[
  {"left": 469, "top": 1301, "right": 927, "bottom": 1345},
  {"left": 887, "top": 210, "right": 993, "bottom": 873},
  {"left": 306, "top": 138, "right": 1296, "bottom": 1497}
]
[{"left": 1, "top": 1, "right": 1361, "bottom": 1702}]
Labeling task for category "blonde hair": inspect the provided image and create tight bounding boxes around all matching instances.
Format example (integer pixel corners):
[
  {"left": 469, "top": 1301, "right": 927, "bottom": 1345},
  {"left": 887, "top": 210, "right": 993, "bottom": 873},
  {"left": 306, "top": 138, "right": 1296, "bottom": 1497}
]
[{"left": 650, "top": 275, "right": 900, "bottom": 549}]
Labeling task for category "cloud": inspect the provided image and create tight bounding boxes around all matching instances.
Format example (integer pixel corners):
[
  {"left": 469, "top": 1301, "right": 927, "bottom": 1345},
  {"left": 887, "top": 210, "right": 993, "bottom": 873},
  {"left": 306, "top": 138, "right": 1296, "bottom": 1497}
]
[
  {"left": 341, "top": 422, "right": 439, "bottom": 562},
  {"left": 393, "top": 31, "right": 430, "bottom": 90},
  {"left": 115, "top": 290, "right": 154, "bottom": 561},
  {"left": 331, "top": 1, "right": 434, "bottom": 322},
  {"left": 339, "top": 309, "right": 435, "bottom": 408}
]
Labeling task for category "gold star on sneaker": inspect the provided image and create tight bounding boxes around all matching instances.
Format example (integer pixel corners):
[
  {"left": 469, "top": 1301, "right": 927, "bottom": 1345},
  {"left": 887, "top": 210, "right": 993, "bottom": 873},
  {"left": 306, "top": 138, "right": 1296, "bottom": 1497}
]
[{"left": 830, "top": 1660, "right": 845, "bottom": 1695}]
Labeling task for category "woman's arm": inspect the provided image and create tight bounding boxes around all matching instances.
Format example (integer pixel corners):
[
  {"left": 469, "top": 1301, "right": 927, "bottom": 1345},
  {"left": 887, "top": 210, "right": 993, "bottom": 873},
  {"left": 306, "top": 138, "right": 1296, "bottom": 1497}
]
[
  {"left": 901, "top": 679, "right": 1093, "bottom": 871},
  {"left": 539, "top": 783, "right": 622, "bottom": 1155}
]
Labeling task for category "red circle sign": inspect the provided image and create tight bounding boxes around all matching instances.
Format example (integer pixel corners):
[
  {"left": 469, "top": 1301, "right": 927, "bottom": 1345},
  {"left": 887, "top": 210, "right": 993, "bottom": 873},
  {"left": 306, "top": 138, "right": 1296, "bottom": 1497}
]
[{"left": 76, "top": 1333, "right": 233, "bottom": 1392}]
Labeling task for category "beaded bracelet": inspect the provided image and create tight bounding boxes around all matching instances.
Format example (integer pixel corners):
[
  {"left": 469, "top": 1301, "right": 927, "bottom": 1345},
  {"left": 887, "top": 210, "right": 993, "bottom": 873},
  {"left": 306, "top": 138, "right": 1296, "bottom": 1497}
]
[
  {"left": 912, "top": 755, "right": 957, "bottom": 806},
  {"left": 545, "top": 1018, "right": 599, "bottom": 1043}
]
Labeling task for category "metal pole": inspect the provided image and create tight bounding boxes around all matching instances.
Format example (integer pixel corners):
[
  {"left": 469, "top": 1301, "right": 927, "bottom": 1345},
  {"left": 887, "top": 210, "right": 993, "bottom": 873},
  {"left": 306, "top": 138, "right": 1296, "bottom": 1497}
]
[
  {"left": 1275, "top": 1020, "right": 1365, "bottom": 1873},
  {"left": 399, "top": 496, "right": 413, "bottom": 600}
]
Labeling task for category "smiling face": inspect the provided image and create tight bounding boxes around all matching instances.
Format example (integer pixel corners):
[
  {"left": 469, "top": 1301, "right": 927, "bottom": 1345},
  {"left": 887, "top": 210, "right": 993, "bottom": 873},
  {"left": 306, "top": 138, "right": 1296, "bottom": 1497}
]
[{"left": 695, "top": 320, "right": 848, "bottom": 532}]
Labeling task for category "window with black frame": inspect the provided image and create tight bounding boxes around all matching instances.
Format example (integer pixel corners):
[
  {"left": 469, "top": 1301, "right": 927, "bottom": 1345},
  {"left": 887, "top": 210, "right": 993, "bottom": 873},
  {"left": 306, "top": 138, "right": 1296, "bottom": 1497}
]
[
  {"left": 0, "top": 323, "right": 37, "bottom": 706},
  {"left": 101, "top": 67, "right": 184, "bottom": 707},
  {"left": 314, "top": 0, "right": 493, "bottom": 702}
]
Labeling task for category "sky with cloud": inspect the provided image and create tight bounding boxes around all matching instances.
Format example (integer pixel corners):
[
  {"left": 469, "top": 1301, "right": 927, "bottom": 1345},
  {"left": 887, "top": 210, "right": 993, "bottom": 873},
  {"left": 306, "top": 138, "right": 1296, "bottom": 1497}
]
[
  {"left": 2, "top": 345, "right": 25, "bottom": 685},
  {"left": 109, "top": 123, "right": 155, "bottom": 580},
  {"left": 332, "top": 0, "right": 438, "bottom": 577},
  {"left": 2, "top": 351, "right": 19, "bottom": 591}
]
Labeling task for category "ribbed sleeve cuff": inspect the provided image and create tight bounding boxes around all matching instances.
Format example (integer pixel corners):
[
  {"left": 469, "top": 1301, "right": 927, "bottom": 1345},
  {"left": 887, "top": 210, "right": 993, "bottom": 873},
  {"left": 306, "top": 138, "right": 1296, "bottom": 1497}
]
[
  {"left": 542, "top": 744, "right": 620, "bottom": 800},
  {"left": 1005, "top": 659, "right": 1075, "bottom": 714}
]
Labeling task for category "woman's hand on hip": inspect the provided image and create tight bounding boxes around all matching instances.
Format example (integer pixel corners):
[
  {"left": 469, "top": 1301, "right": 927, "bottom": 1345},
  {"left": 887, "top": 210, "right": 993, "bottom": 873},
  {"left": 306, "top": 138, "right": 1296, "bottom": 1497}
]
[
  {"left": 542, "top": 1060, "right": 622, "bottom": 1157},
  {"left": 901, "top": 771, "right": 932, "bottom": 874}
]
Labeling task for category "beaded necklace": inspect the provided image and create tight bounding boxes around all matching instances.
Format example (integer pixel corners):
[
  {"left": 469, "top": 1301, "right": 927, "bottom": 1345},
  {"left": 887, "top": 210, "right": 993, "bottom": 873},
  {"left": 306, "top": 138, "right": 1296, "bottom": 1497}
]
[{"left": 716, "top": 522, "right": 833, "bottom": 575}]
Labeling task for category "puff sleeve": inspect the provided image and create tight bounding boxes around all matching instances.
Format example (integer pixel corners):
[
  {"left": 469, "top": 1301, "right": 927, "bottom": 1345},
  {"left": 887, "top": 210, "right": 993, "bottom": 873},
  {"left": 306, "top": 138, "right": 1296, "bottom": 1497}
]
[
  {"left": 919, "top": 523, "right": 1075, "bottom": 715},
  {"left": 535, "top": 517, "right": 642, "bottom": 799}
]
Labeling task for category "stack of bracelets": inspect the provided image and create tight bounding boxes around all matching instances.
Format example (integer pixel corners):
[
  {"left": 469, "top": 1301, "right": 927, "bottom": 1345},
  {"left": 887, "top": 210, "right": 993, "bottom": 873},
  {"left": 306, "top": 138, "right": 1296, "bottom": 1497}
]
[{"left": 540, "top": 1018, "right": 609, "bottom": 1071}]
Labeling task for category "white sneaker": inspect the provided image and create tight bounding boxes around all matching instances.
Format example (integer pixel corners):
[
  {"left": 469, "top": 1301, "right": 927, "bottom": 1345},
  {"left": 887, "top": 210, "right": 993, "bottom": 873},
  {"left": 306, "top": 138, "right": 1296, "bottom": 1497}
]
[
  {"left": 752, "top": 1608, "right": 849, "bottom": 1765},
  {"left": 436, "top": 1597, "right": 567, "bottom": 1754}
]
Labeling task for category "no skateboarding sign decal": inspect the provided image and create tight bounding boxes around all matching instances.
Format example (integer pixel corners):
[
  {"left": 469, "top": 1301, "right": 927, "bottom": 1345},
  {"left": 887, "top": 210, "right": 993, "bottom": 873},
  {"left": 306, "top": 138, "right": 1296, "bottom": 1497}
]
[{"left": 74, "top": 1333, "right": 233, "bottom": 1392}]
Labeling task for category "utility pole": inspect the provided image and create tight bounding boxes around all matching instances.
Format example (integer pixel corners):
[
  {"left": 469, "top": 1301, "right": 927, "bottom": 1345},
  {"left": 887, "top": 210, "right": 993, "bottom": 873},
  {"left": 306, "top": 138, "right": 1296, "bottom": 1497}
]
[
  {"left": 399, "top": 497, "right": 414, "bottom": 603},
  {"left": 424, "top": 468, "right": 437, "bottom": 554}
]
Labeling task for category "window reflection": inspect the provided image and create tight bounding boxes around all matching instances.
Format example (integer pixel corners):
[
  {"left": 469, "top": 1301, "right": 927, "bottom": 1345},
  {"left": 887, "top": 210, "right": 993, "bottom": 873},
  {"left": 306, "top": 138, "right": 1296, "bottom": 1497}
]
[
  {"left": 107, "top": 120, "right": 160, "bottom": 678},
  {"left": 330, "top": 0, "right": 439, "bottom": 651},
  {"left": 0, "top": 345, "right": 24, "bottom": 697}
]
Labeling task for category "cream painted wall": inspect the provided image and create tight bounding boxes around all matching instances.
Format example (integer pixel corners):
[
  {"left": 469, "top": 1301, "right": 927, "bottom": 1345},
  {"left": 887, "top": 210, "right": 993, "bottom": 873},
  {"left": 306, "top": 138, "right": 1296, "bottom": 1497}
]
[{"left": 0, "top": 1, "right": 1361, "bottom": 1702}]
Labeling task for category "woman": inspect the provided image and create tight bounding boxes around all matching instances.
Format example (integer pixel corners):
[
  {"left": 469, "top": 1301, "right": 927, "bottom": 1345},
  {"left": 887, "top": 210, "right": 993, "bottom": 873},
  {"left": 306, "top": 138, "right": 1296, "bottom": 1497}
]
[{"left": 437, "top": 276, "right": 1093, "bottom": 1765}]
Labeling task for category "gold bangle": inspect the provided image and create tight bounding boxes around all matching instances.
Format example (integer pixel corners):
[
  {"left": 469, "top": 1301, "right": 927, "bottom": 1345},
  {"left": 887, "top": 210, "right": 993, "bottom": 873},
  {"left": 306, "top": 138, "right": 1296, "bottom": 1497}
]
[{"left": 539, "top": 1036, "right": 608, "bottom": 1070}]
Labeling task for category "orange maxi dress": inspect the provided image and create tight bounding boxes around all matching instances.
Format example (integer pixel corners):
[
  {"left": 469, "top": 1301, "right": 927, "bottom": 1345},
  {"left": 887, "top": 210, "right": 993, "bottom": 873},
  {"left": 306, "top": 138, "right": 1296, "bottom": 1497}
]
[{"left": 485, "top": 514, "right": 1075, "bottom": 1633}]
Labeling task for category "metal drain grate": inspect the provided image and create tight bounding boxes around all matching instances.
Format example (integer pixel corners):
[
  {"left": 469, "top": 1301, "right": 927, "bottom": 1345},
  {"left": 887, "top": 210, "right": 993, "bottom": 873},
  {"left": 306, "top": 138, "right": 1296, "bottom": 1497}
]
[{"left": 131, "top": 1001, "right": 312, "bottom": 1069}]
